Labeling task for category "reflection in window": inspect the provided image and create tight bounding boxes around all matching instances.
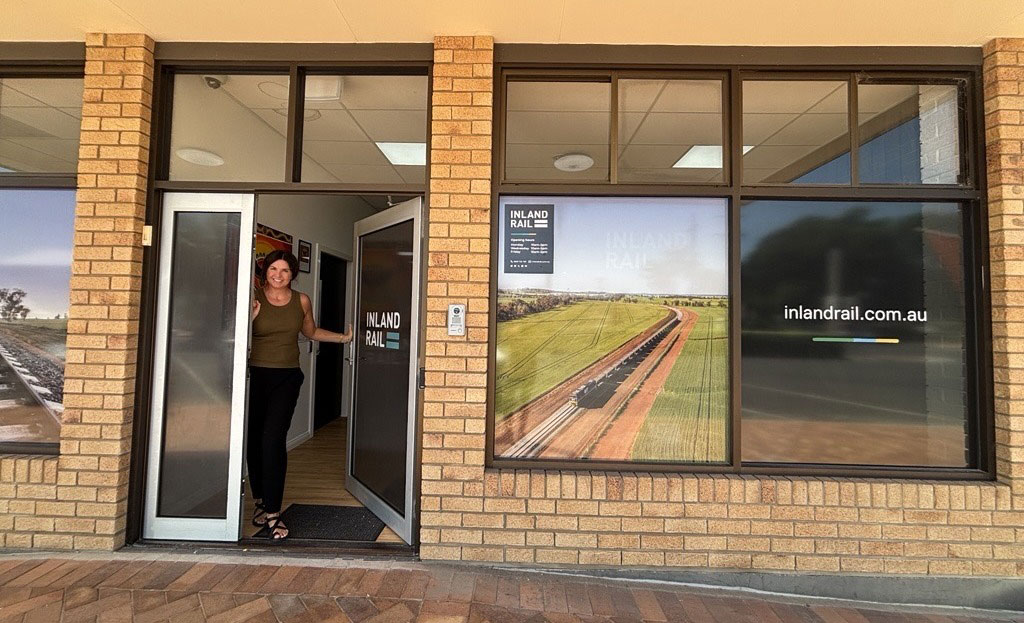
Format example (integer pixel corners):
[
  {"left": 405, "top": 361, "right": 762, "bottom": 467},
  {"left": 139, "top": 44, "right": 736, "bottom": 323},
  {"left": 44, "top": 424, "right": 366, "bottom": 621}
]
[
  {"left": 0, "top": 78, "right": 83, "bottom": 174},
  {"left": 494, "top": 196, "right": 730, "bottom": 464},
  {"left": 301, "top": 75, "right": 428, "bottom": 185},
  {"left": 742, "top": 80, "right": 850, "bottom": 184},
  {"left": 168, "top": 74, "right": 289, "bottom": 181},
  {"left": 617, "top": 79, "right": 724, "bottom": 183},
  {"left": 740, "top": 200, "right": 969, "bottom": 467},
  {"left": 858, "top": 84, "right": 962, "bottom": 184},
  {"left": 505, "top": 81, "right": 610, "bottom": 182},
  {"left": 0, "top": 189, "right": 74, "bottom": 444}
]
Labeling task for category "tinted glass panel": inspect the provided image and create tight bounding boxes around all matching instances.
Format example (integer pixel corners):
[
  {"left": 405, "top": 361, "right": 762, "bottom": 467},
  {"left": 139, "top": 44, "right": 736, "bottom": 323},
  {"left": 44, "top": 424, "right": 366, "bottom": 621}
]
[
  {"left": 301, "top": 75, "right": 427, "bottom": 184},
  {"left": 618, "top": 79, "right": 724, "bottom": 183},
  {"left": 352, "top": 220, "right": 413, "bottom": 514},
  {"left": 742, "top": 80, "right": 850, "bottom": 184},
  {"left": 0, "top": 78, "right": 83, "bottom": 174},
  {"left": 0, "top": 189, "right": 73, "bottom": 444},
  {"left": 495, "top": 196, "right": 730, "bottom": 464},
  {"left": 740, "top": 200, "right": 969, "bottom": 467},
  {"left": 858, "top": 83, "right": 962, "bottom": 184},
  {"left": 168, "top": 74, "right": 288, "bottom": 181},
  {"left": 157, "top": 211, "right": 241, "bottom": 518},
  {"left": 505, "top": 81, "right": 610, "bottom": 182}
]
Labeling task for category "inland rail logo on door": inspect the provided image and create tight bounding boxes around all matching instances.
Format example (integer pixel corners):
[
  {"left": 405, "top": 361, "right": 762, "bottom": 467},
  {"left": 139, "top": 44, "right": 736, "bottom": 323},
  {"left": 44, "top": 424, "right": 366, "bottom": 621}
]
[{"left": 365, "top": 311, "right": 401, "bottom": 349}]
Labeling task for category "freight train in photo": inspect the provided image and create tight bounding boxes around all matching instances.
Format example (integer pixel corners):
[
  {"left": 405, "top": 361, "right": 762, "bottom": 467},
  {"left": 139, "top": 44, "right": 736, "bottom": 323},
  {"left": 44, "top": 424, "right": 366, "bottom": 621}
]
[{"left": 569, "top": 313, "right": 681, "bottom": 409}]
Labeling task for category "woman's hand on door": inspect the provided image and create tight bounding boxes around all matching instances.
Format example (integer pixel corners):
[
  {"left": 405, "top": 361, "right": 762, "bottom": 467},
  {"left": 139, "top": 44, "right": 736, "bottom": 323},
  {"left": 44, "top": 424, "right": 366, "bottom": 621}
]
[{"left": 251, "top": 298, "right": 261, "bottom": 320}]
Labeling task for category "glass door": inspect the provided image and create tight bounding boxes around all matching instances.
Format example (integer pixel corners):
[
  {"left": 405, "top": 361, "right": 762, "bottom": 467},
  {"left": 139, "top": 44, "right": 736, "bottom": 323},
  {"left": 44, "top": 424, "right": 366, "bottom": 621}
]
[
  {"left": 142, "top": 192, "right": 254, "bottom": 541},
  {"left": 347, "top": 197, "right": 422, "bottom": 544}
]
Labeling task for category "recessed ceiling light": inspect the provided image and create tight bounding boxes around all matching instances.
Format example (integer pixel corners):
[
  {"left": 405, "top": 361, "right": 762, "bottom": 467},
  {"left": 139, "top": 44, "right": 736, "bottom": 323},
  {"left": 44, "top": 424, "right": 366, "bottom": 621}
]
[
  {"left": 305, "top": 76, "right": 343, "bottom": 102},
  {"left": 553, "top": 153, "right": 594, "bottom": 172},
  {"left": 376, "top": 142, "right": 426, "bottom": 166},
  {"left": 673, "top": 145, "right": 754, "bottom": 169},
  {"left": 175, "top": 148, "right": 224, "bottom": 167},
  {"left": 257, "top": 80, "right": 290, "bottom": 100}
]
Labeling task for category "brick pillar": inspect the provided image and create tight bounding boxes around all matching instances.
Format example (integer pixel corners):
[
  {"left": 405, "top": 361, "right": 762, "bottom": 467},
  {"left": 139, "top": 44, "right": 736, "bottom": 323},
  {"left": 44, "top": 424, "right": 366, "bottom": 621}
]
[
  {"left": 60, "top": 33, "right": 154, "bottom": 549},
  {"left": 984, "top": 38, "right": 1024, "bottom": 507},
  {"left": 419, "top": 35, "right": 494, "bottom": 560}
]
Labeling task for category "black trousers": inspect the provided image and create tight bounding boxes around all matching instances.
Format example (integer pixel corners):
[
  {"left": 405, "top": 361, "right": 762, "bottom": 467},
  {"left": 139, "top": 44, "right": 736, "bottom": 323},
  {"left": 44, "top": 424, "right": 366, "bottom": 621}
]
[{"left": 246, "top": 366, "right": 304, "bottom": 514}]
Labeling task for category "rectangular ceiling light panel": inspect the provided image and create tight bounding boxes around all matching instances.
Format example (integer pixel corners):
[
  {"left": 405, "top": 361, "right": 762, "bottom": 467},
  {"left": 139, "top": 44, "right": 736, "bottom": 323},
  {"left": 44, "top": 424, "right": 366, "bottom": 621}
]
[
  {"left": 673, "top": 144, "right": 754, "bottom": 169},
  {"left": 376, "top": 141, "right": 426, "bottom": 166}
]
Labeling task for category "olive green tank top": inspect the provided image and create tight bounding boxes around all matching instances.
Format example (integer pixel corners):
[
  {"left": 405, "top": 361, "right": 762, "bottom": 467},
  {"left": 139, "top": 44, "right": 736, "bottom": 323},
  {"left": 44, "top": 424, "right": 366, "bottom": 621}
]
[{"left": 249, "top": 288, "right": 304, "bottom": 368}]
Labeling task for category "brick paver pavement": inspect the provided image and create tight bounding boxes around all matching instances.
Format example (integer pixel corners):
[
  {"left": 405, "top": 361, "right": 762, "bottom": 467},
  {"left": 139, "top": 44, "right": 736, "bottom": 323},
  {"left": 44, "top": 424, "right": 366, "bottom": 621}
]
[{"left": 0, "top": 554, "right": 1020, "bottom": 622}]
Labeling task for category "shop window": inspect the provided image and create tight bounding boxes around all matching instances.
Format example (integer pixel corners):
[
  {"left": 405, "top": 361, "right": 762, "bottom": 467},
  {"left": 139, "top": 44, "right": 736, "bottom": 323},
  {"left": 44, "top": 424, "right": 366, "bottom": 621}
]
[
  {"left": 168, "top": 73, "right": 290, "bottom": 182},
  {"left": 742, "top": 80, "right": 851, "bottom": 184},
  {"left": 0, "top": 188, "right": 75, "bottom": 447},
  {"left": 300, "top": 74, "right": 428, "bottom": 185},
  {"left": 504, "top": 81, "right": 611, "bottom": 182},
  {"left": 493, "top": 196, "right": 729, "bottom": 465},
  {"left": 0, "top": 77, "right": 83, "bottom": 174},
  {"left": 617, "top": 79, "right": 725, "bottom": 183},
  {"left": 740, "top": 200, "right": 969, "bottom": 467},
  {"left": 858, "top": 83, "right": 963, "bottom": 185}
]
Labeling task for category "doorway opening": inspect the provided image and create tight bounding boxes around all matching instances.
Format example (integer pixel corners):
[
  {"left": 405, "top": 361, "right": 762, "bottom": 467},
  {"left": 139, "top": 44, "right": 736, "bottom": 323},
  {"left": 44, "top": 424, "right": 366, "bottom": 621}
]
[{"left": 241, "top": 192, "right": 416, "bottom": 546}]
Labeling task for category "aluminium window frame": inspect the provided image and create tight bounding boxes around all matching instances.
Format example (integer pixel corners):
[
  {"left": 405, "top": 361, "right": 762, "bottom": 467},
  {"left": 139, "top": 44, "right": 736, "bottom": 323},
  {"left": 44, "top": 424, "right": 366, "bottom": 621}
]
[
  {"left": 0, "top": 50, "right": 86, "bottom": 455},
  {"left": 486, "top": 53, "right": 992, "bottom": 480}
]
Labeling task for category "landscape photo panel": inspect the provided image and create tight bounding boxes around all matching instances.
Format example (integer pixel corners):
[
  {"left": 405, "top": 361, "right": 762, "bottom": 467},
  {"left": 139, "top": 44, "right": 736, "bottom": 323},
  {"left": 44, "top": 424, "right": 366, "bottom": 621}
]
[{"left": 495, "top": 196, "right": 729, "bottom": 463}]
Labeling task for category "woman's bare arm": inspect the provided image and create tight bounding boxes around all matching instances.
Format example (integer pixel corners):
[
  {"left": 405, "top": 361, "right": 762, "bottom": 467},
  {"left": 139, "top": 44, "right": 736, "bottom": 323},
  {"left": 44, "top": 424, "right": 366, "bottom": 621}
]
[{"left": 299, "top": 292, "right": 352, "bottom": 343}]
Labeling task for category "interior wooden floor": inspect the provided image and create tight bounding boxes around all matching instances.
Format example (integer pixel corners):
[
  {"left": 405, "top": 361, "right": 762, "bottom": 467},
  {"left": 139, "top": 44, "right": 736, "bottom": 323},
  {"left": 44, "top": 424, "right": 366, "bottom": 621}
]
[{"left": 242, "top": 417, "right": 402, "bottom": 543}]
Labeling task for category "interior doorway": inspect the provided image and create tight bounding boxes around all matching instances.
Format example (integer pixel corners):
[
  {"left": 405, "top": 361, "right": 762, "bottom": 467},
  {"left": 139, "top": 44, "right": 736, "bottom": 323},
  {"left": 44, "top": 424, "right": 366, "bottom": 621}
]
[
  {"left": 315, "top": 250, "right": 348, "bottom": 431},
  {"left": 241, "top": 192, "right": 420, "bottom": 546}
]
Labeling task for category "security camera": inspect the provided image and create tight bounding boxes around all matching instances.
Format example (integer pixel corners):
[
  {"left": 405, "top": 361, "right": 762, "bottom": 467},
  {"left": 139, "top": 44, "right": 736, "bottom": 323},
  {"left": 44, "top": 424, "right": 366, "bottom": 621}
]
[{"left": 202, "top": 75, "right": 224, "bottom": 89}]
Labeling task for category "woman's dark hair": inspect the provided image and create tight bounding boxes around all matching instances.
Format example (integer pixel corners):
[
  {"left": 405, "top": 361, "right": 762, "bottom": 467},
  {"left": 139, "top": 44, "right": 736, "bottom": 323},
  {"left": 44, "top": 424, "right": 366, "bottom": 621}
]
[{"left": 261, "top": 250, "right": 300, "bottom": 286}]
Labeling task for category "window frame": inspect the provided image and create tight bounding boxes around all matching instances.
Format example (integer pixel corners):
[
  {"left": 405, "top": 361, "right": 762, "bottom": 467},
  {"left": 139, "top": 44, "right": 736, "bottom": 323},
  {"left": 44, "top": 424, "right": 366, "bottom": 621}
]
[
  {"left": 487, "top": 57, "right": 992, "bottom": 480},
  {"left": 0, "top": 55, "right": 85, "bottom": 455},
  {"left": 152, "top": 61, "right": 432, "bottom": 193}
]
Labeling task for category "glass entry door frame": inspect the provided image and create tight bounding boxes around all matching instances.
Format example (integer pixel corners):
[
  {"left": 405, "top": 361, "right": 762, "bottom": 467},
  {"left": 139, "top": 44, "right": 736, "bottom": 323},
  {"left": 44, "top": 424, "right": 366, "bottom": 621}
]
[
  {"left": 142, "top": 192, "right": 255, "bottom": 541},
  {"left": 347, "top": 197, "right": 422, "bottom": 545}
]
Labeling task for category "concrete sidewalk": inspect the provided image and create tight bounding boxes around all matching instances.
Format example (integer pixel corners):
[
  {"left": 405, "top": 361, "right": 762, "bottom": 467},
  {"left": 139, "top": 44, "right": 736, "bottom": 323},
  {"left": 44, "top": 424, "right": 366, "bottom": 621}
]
[{"left": 0, "top": 552, "right": 1020, "bottom": 622}]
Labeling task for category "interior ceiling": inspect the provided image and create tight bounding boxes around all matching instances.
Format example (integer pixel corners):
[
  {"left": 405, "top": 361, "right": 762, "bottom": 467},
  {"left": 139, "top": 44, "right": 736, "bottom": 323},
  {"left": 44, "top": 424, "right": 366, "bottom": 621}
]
[
  {"left": 0, "top": 78, "right": 83, "bottom": 173},
  {"left": 167, "top": 74, "right": 426, "bottom": 184},
  {"left": 505, "top": 79, "right": 932, "bottom": 183},
  {"left": 2, "top": 0, "right": 1023, "bottom": 44}
]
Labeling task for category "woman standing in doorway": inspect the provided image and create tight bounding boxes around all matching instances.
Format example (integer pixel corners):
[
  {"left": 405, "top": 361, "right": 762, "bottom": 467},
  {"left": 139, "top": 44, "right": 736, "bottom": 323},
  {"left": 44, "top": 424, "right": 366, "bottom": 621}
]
[{"left": 249, "top": 249, "right": 352, "bottom": 540}]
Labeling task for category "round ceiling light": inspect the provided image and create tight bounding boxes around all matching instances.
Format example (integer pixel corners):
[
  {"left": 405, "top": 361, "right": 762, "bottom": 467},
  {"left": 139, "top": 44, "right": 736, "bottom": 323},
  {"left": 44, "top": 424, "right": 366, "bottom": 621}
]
[
  {"left": 553, "top": 153, "right": 594, "bottom": 172},
  {"left": 175, "top": 148, "right": 224, "bottom": 167},
  {"left": 257, "top": 80, "right": 290, "bottom": 100},
  {"left": 274, "top": 107, "right": 321, "bottom": 121}
]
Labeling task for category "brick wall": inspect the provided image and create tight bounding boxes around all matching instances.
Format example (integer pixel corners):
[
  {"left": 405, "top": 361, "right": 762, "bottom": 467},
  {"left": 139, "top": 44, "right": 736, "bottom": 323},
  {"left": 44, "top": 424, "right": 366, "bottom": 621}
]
[
  {"left": 417, "top": 36, "right": 1024, "bottom": 575},
  {"left": 0, "top": 33, "right": 153, "bottom": 549}
]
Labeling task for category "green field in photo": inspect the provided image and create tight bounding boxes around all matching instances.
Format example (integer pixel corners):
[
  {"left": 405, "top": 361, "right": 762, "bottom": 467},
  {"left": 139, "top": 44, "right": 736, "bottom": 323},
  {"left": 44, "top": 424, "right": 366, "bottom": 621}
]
[
  {"left": 631, "top": 306, "right": 729, "bottom": 463},
  {"left": 495, "top": 299, "right": 668, "bottom": 420}
]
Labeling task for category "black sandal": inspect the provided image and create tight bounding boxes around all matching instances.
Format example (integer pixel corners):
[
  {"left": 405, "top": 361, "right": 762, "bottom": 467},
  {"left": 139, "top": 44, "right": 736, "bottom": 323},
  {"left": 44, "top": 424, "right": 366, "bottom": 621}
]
[
  {"left": 265, "top": 513, "right": 288, "bottom": 541},
  {"left": 252, "top": 499, "right": 267, "bottom": 527}
]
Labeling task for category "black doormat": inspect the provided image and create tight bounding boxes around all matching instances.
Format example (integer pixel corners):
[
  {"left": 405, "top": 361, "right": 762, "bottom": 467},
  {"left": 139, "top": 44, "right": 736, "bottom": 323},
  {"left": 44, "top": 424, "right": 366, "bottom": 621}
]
[{"left": 254, "top": 503, "right": 385, "bottom": 542}]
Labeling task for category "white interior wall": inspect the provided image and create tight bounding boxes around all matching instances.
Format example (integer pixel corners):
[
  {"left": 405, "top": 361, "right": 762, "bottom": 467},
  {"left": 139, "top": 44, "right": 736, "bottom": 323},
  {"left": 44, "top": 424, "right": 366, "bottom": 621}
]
[{"left": 255, "top": 194, "right": 377, "bottom": 448}]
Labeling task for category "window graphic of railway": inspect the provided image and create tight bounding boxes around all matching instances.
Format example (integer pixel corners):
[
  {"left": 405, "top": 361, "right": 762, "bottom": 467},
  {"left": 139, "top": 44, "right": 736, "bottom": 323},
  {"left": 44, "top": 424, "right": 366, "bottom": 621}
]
[{"left": 569, "top": 317, "right": 680, "bottom": 409}]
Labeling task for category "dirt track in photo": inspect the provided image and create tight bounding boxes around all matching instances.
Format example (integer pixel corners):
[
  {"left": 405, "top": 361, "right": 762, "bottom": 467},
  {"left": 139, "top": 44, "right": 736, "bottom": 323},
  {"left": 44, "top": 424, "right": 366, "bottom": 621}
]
[{"left": 495, "top": 298, "right": 728, "bottom": 462}]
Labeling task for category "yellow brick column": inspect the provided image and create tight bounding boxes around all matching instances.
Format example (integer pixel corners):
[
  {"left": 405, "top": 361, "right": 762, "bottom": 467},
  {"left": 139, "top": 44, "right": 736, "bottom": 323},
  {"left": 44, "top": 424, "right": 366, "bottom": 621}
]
[
  {"left": 984, "top": 39, "right": 1024, "bottom": 509},
  {"left": 420, "top": 35, "right": 494, "bottom": 561},
  {"left": 60, "top": 33, "right": 154, "bottom": 549}
]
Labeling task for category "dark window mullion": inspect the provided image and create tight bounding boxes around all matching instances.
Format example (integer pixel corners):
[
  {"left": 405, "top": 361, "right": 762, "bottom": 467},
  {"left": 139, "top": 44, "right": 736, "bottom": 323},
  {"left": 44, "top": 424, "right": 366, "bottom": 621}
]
[
  {"left": 609, "top": 71, "right": 619, "bottom": 184},
  {"left": 849, "top": 74, "right": 859, "bottom": 186},
  {"left": 285, "top": 65, "right": 303, "bottom": 183}
]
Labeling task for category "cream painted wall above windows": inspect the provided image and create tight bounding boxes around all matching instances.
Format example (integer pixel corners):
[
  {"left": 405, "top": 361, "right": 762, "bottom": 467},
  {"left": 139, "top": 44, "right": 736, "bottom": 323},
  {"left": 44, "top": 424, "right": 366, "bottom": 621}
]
[{"left": 3, "top": 1, "right": 1023, "bottom": 45}]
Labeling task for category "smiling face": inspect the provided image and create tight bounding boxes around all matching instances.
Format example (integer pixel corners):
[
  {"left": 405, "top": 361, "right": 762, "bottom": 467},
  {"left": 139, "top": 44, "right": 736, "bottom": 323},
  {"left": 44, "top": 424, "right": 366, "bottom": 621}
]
[{"left": 265, "top": 258, "right": 293, "bottom": 289}]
